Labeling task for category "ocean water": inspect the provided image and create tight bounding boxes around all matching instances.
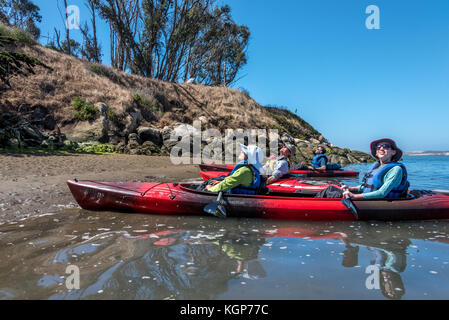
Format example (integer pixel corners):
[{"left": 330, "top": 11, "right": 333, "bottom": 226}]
[{"left": 0, "top": 156, "right": 449, "bottom": 301}]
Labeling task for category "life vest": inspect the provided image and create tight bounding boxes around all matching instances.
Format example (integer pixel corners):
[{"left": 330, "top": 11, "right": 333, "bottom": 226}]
[
  {"left": 228, "top": 160, "right": 263, "bottom": 195},
  {"left": 361, "top": 162, "right": 409, "bottom": 199},
  {"left": 312, "top": 154, "right": 328, "bottom": 168}
]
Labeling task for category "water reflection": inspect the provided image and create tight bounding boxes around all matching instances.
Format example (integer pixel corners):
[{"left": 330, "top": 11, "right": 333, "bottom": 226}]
[{"left": 1, "top": 210, "right": 449, "bottom": 299}]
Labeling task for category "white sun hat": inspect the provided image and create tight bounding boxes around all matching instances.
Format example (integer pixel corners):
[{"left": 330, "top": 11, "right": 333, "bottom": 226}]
[{"left": 239, "top": 144, "right": 264, "bottom": 173}]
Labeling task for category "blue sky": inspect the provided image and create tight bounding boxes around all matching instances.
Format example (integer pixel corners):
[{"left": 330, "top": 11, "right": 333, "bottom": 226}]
[{"left": 35, "top": 0, "right": 449, "bottom": 152}]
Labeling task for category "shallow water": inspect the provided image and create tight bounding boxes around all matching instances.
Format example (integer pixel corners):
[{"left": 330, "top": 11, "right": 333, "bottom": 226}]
[{"left": 1, "top": 156, "right": 449, "bottom": 300}]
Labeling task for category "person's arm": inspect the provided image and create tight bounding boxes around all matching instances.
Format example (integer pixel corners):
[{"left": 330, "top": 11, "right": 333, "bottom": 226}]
[
  {"left": 207, "top": 167, "right": 253, "bottom": 192},
  {"left": 345, "top": 167, "right": 403, "bottom": 200}
]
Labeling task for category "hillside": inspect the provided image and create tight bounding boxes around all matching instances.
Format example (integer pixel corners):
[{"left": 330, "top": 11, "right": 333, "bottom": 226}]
[{"left": 0, "top": 41, "right": 372, "bottom": 165}]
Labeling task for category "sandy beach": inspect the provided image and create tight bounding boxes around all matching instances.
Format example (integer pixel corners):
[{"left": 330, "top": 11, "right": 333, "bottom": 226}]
[{"left": 0, "top": 153, "right": 200, "bottom": 223}]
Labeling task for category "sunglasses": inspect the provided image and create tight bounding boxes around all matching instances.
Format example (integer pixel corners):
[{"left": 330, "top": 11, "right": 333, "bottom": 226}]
[{"left": 376, "top": 143, "right": 392, "bottom": 150}]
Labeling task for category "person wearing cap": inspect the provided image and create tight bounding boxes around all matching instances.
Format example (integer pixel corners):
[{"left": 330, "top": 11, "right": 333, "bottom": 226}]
[
  {"left": 264, "top": 143, "right": 295, "bottom": 185},
  {"left": 206, "top": 144, "right": 265, "bottom": 195},
  {"left": 342, "top": 138, "right": 409, "bottom": 200}
]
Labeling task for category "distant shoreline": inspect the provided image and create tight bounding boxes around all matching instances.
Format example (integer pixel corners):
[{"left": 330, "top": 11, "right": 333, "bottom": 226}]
[{"left": 405, "top": 152, "right": 449, "bottom": 156}]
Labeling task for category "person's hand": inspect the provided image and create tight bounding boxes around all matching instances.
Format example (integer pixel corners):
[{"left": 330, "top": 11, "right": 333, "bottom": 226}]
[
  {"left": 342, "top": 190, "right": 354, "bottom": 199},
  {"left": 341, "top": 184, "right": 349, "bottom": 191},
  {"left": 268, "top": 155, "right": 276, "bottom": 160}
]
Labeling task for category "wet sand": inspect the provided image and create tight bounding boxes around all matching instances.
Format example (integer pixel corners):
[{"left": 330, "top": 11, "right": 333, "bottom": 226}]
[{"left": 0, "top": 153, "right": 200, "bottom": 223}]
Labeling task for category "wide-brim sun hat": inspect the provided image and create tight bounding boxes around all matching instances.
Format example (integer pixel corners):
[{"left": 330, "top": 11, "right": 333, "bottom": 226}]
[
  {"left": 284, "top": 143, "right": 296, "bottom": 156},
  {"left": 239, "top": 144, "right": 264, "bottom": 173},
  {"left": 370, "top": 138, "right": 403, "bottom": 162}
]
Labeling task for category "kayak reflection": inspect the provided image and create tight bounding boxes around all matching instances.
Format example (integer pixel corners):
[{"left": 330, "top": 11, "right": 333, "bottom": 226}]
[
  {"left": 2, "top": 211, "right": 449, "bottom": 299},
  {"left": 120, "top": 222, "right": 416, "bottom": 300}
]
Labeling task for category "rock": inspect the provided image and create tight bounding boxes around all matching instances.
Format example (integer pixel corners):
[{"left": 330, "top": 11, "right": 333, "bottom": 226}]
[
  {"left": 8, "top": 138, "right": 19, "bottom": 147},
  {"left": 198, "top": 116, "right": 208, "bottom": 124},
  {"left": 347, "top": 154, "right": 358, "bottom": 164},
  {"left": 309, "top": 138, "right": 321, "bottom": 144},
  {"left": 161, "top": 126, "right": 172, "bottom": 142},
  {"left": 127, "top": 133, "right": 140, "bottom": 150},
  {"left": 114, "top": 141, "right": 127, "bottom": 153},
  {"left": 63, "top": 116, "right": 109, "bottom": 143},
  {"left": 40, "top": 140, "right": 49, "bottom": 148},
  {"left": 140, "top": 141, "right": 160, "bottom": 155},
  {"left": 123, "top": 108, "right": 142, "bottom": 135},
  {"left": 338, "top": 156, "right": 349, "bottom": 166},
  {"left": 281, "top": 133, "right": 294, "bottom": 144},
  {"left": 21, "top": 126, "right": 43, "bottom": 142},
  {"left": 95, "top": 102, "right": 108, "bottom": 115},
  {"left": 137, "top": 126, "right": 162, "bottom": 145}
]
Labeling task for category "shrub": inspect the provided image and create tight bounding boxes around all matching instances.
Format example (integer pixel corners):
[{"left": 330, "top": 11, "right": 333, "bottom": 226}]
[
  {"left": 89, "top": 63, "right": 121, "bottom": 84},
  {"left": 72, "top": 97, "right": 98, "bottom": 121},
  {"left": 133, "top": 93, "right": 161, "bottom": 113},
  {"left": 0, "top": 24, "right": 37, "bottom": 45},
  {"left": 105, "top": 108, "right": 118, "bottom": 121}
]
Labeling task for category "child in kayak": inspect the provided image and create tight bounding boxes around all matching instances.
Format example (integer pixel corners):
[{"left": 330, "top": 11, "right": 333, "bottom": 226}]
[
  {"left": 206, "top": 144, "right": 265, "bottom": 195},
  {"left": 263, "top": 143, "right": 295, "bottom": 185},
  {"left": 341, "top": 138, "right": 409, "bottom": 200}
]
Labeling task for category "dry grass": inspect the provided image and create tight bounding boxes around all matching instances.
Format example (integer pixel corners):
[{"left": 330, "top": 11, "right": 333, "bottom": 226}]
[{"left": 0, "top": 42, "right": 318, "bottom": 140}]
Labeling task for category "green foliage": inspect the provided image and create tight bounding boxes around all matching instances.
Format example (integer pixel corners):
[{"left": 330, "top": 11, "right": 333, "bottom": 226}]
[
  {"left": 89, "top": 63, "right": 121, "bottom": 84},
  {"left": 0, "top": 30, "right": 51, "bottom": 87},
  {"left": 72, "top": 97, "right": 98, "bottom": 121},
  {"left": 133, "top": 93, "right": 161, "bottom": 113},
  {"left": 105, "top": 108, "right": 118, "bottom": 121},
  {"left": 75, "top": 143, "right": 116, "bottom": 154},
  {"left": 0, "top": 23, "right": 36, "bottom": 45},
  {"left": 98, "top": 0, "right": 249, "bottom": 86},
  {"left": 0, "top": 0, "right": 42, "bottom": 40}
]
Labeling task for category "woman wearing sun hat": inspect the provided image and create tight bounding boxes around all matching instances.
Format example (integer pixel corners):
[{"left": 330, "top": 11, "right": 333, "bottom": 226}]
[
  {"left": 342, "top": 138, "right": 409, "bottom": 200},
  {"left": 206, "top": 144, "right": 265, "bottom": 195}
]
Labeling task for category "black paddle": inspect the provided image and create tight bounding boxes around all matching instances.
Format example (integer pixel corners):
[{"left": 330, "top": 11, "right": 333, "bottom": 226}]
[
  {"left": 333, "top": 178, "right": 359, "bottom": 220},
  {"left": 204, "top": 191, "right": 227, "bottom": 218}
]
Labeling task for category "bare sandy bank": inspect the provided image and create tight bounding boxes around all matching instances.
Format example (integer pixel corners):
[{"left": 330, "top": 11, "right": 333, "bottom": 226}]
[{"left": 0, "top": 153, "right": 201, "bottom": 223}]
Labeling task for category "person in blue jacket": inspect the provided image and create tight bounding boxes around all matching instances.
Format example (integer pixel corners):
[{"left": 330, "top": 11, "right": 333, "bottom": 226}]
[
  {"left": 299, "top": 146, "right": 328, "bottom": 171},
  {"left": 342, "top": 138, "right": 409, "bottom": 200}
]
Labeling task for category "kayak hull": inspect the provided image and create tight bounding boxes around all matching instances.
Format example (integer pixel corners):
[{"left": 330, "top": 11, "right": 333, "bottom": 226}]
[
  {"left": 67, "top": 180, "right": 449, "bottom": 221},
  {"left": 198, "top": 164, "right": 359, "bottom": 177}
]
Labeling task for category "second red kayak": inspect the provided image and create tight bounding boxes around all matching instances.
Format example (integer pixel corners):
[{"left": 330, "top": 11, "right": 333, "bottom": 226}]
[
  {"left": 200, "top": 170, "right": 333, "bottom": 195},
  {"left": 199, "top": 164, "right": 359, "bottom": 177}
]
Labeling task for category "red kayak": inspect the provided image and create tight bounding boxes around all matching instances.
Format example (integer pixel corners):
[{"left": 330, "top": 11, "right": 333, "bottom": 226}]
[
  {"left": 67, "top": 180, "right": 449, "bottom": 221},
  {"left": 200, "top": 170, "right": 333, "bottom": 195},
  {"left": 198, "top": 164, "right": 359, "bottom": 177}
]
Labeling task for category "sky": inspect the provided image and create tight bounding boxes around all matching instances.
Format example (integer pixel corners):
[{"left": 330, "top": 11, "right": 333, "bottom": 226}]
[{"left": 35, "top": 0, "right": 449, "bottom": 153}]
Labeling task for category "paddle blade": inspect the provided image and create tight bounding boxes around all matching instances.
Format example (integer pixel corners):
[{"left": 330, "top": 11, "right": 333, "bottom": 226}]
[
  {"left": 341, "top": 198, "right": 359, "bottom": 220},
  {"left": 204, "top": 192, "right": 227, "bottom": 218}
]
